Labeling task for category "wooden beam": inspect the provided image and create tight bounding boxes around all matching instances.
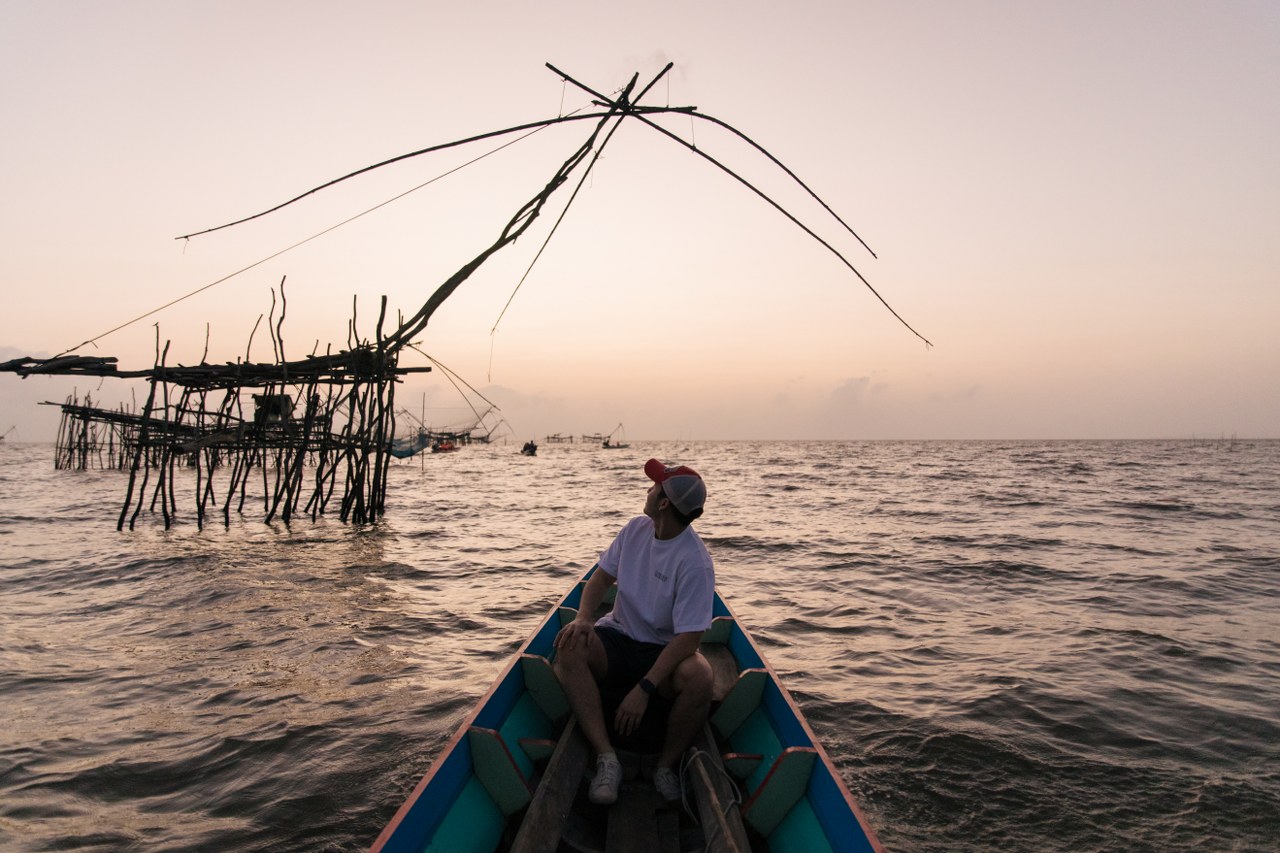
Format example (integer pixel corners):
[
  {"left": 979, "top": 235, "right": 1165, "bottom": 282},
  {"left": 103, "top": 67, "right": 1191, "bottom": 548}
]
[
  {"left": 687, "top": 725, "right": 752, "bottom": 853},
  {"left": 509, "top": 719, "right": 589, "bottom": 853}
]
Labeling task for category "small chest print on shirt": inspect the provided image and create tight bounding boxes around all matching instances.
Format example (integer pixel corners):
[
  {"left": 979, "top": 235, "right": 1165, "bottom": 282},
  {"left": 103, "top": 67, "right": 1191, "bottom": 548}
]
[{"left": 653, "top": 570, "right": 670, "bottom": 582}]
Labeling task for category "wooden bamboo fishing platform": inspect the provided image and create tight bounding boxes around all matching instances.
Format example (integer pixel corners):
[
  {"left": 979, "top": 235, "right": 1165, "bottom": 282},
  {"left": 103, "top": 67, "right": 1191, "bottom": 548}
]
[{"left": 14, "top": 303, "right": 432, "bottom": 529}]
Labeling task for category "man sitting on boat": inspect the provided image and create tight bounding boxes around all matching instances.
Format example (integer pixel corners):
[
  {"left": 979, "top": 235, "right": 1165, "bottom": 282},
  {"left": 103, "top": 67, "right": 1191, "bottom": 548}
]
[{"left": 553, "top": 458, "right": 715, "bottom": 806}]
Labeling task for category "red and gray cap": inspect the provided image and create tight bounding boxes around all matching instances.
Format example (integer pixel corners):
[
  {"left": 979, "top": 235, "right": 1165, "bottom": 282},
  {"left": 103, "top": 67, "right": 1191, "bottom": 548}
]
[{"left": 644, "top": 458, "right": 707, "bottom": 516}]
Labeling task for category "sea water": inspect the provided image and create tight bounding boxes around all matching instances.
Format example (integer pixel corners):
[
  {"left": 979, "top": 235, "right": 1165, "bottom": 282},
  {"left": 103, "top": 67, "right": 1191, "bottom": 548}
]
[{"left": 0, "top": 439, "right": 1276, "bottom": 852}]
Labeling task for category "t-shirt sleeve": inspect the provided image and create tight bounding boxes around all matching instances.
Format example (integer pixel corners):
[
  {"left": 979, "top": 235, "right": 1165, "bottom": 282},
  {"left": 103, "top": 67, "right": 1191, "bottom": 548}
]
[
  {"left": 597, "top": 517, "right": 640, "bottom": 578},
  {"left": 671, "top": 555, "right": 715, "bottom": 634}
]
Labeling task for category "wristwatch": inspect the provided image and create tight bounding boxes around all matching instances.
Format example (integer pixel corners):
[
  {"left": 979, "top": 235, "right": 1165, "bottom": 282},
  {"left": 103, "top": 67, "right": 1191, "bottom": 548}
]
[{"left": 639, "top": 677, "right": 656, "bottom": 695}]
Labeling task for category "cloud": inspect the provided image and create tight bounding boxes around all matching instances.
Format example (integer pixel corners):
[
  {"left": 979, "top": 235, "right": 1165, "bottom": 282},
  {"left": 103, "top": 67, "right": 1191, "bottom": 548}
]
[{"left": 828, "top": 375, "right": 889, "bottom": 409}]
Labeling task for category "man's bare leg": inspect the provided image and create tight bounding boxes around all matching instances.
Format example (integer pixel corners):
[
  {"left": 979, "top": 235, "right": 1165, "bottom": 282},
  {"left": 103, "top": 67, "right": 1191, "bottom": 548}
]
[
  {"left": 555, "top": 636, "right": 625, "bottom": 804},
  {"left": 553, "top": 634, "right": 613, "bottom": 758},
  {"left": 657, "top": 651, "right": 714, "bottom": 770}
]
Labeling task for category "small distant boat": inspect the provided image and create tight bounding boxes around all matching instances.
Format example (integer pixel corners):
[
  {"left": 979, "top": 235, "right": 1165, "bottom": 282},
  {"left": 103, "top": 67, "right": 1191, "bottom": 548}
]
[
  {"left": 432, "top": 439, "right": 459, "bottom": 453},
  {"left": 602, "top": 422, "right": 629, "bottom": 450},
  {"left": 521, "top": 440, "right": 538, "bottom": 456},
  {"left": 371, "top": 567, "right": 885, "bottom": 853}
]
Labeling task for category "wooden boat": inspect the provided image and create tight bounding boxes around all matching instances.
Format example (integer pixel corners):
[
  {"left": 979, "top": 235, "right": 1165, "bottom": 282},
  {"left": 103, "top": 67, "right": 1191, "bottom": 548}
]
[
  {"left": 602, "top": 422, "right": 630, "bottom": 450},
  {"left": 371, "top": 567, "right": 885, "bottom": 853}
]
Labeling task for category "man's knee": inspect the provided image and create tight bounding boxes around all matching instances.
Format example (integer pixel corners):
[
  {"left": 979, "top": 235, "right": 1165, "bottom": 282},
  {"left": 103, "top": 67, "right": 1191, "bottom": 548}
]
[
  {"left": 554, "top": 642, "right": 588, "bottom": 676},
  {"left": 554, "top": 635, "right": 606, "bottom": 682},
  {"left": 672, "top": 653, "right": 714, "bottom": 701}
]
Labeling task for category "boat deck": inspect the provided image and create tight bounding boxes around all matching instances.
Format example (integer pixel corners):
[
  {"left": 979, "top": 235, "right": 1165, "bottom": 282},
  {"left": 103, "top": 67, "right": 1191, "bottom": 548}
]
[
  {"left": 496, "top": 620, "right": 762, "bottom": 851},
  {"left": 510, "top": 716, "right": 754, "bottom": 853}
]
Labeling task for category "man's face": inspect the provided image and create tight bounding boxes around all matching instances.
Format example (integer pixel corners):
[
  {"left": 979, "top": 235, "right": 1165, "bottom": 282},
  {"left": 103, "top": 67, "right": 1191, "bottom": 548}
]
[{"left": 644, "top": 481, "right": 666, "bottom": 519}]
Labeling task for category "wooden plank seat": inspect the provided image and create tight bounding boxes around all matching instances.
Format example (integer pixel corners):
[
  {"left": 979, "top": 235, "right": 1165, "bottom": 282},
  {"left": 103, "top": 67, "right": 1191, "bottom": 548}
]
[
  {"left": 740, "top": 746, "right": 818, "bottom": 837},
  {"left": 710, "top": 668, "right": 767, "bottom": 739},
  {"left": 465, "top": 654, "right": 571, "bottom": 824},
  {"left": 468, "top": 727, "right": 535, "bottom": 816},
  {"left": 700, "top": 615, "right": 735, "bottom": 645},
  {"left": 521, "top": 653, "right": 570, "bottom": 722}
]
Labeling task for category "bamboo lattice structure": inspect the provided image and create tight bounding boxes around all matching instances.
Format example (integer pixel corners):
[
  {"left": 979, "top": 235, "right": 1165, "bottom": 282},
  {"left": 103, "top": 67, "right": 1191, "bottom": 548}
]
[{"left": 31, "top": 294, "right": 431, "bottom": 530}]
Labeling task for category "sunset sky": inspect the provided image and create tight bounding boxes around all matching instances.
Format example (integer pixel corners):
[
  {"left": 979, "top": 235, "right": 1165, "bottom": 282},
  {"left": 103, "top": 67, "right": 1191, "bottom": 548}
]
[{"left": 3, "top": 1, "right": 1276, "bottom": 440}]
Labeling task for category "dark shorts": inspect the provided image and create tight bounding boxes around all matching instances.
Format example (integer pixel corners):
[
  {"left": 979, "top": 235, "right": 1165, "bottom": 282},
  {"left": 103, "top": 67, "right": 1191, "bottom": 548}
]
[
  {"left": 593, "top": 626, "right": 676, "bottom": 751},
  {"left": 595, "top": 625, "right": 665, "bottom": 689}
]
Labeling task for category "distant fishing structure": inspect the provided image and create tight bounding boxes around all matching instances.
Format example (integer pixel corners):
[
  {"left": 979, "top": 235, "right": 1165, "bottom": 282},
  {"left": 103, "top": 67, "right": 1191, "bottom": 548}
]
[
  {"left": 602, "top": 422, "right": 629, "bottom": 449},
  {"left": 0, "top": 63, "right": 926, "bottom": 529},
  {"left": 390, "top": 358, "right": 510, "bottom": 460}
]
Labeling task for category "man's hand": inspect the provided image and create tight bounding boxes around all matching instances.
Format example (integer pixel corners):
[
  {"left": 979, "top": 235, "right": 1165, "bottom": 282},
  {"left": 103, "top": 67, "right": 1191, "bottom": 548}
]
[
  {"left": 554, "top": 618, "right": 596, "bottom": 652},
  {"left": 614, "top": 685, "right": 649, "bottom": 736}
]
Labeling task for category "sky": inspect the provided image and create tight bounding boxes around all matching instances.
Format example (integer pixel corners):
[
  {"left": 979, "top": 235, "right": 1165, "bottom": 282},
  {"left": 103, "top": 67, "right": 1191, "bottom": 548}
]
[{"left": 2, "top": 1, "right": 1277, "bottom": 441}]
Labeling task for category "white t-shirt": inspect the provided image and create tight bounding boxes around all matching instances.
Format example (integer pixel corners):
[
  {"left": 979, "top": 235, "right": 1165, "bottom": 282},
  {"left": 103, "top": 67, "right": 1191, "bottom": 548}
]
[{"left": 594, "top": 516, "right": 715, "bottom": 645}]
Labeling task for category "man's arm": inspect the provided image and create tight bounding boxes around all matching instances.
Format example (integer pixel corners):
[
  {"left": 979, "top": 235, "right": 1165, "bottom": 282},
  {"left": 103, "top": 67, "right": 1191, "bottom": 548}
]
[
  {"left": 554, "top": 568, "right": 615, "bottom": 651},
  {"left": 643, "top": 631, "right": 702, "bottom": 688}
]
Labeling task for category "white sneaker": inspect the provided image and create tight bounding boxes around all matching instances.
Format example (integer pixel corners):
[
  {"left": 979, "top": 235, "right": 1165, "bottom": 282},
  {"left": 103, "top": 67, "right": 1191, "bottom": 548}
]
[
  {"left": 653, "top": 766, "right": 681, "bottom": 803},
  {"left": 589, "top": 754, "right": 623, "bottom": 805}
]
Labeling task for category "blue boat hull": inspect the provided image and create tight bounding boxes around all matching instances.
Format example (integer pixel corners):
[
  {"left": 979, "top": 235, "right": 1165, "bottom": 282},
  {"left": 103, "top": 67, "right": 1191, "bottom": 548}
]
[{"left": 371, "top": 567, "right": 884, "bottom": 852}]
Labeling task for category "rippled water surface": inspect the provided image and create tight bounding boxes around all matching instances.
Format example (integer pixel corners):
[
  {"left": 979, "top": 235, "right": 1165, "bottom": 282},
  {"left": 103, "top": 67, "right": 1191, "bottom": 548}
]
[{"left": 1, "top": 439, "right": 1277, "bottom": 851}]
